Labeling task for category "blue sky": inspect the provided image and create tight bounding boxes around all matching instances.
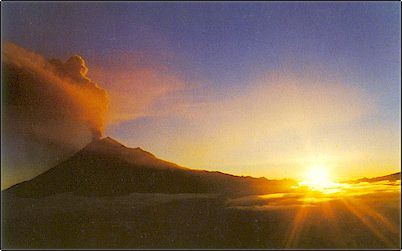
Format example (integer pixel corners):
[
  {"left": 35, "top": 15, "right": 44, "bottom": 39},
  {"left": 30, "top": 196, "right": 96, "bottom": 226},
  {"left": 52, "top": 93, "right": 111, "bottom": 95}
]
[
  {"left": 3, "top": 2, "right": 400, "bottom": 113},
  {"left": 2, "top": 2, "right": 400, "bottom": 180}
]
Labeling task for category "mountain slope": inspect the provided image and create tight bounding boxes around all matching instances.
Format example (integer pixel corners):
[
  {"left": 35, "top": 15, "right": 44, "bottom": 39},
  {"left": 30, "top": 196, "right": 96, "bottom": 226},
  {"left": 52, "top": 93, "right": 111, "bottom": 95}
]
[{"left": 5, "top": 137, "right": 296, "bottom": 197}]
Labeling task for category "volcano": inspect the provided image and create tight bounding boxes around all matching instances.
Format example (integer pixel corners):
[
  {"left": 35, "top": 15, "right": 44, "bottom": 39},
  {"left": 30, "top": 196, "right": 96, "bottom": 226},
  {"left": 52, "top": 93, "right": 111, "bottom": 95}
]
[
  {"left": 2, "top": 137, "right": 400, "bottom": 249},
  {"left": 4, "top": 137, "right": 296, "bottom": 197}
]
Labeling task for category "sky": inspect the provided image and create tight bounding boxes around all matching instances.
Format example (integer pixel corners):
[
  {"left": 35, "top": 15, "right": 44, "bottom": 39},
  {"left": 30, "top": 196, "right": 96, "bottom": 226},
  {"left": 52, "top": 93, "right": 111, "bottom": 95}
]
[{"left": 2, "top": 2, "right": 401, "bottom": 182}]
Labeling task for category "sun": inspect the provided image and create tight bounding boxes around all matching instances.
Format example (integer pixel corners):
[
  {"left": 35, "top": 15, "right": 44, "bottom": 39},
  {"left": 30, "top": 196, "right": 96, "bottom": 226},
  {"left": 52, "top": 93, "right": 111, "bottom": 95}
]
[{"left": 299, "top": 164, "right": 335, "bottom": 191}]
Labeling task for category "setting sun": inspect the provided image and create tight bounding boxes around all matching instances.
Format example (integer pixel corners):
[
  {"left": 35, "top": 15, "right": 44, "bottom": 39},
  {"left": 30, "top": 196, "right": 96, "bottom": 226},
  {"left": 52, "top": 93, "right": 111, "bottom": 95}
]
[
  {"left": 1, "top": 2, "right": 400, "bottom": 249},
  {"left": 300, "top": 165, "right": 336, "bottom": 191}
]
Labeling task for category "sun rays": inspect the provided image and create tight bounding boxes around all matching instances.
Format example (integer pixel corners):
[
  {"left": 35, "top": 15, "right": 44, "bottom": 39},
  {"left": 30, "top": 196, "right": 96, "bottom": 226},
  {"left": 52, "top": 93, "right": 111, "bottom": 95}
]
[{"left": 283, "top": 180, "right": 400, "bottom": 248}]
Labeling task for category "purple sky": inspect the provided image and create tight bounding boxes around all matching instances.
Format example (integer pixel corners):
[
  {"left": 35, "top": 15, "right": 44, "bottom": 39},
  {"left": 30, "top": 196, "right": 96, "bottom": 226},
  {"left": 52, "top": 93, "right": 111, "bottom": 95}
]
[{"left": 2, "top": 2, "right": 400, "bottom": 181}]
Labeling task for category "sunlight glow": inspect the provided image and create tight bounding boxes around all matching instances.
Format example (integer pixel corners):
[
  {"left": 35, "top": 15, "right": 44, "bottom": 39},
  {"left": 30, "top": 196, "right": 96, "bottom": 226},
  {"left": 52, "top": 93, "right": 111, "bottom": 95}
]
[{"left": 299, "top": 165, "right": 337, "bottom": 192}]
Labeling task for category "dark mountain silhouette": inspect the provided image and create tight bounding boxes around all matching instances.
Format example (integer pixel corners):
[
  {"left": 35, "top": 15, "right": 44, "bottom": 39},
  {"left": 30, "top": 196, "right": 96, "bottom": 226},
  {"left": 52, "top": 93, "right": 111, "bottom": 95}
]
[
  {"left": 345, "top": 172, "right": 401, "bottom": 184},
  {"left": 3, "top": 137, "right": 400, "bottom": 249},
  {"left": 4, "top": 137, "right": 297, "bottom": 198}
]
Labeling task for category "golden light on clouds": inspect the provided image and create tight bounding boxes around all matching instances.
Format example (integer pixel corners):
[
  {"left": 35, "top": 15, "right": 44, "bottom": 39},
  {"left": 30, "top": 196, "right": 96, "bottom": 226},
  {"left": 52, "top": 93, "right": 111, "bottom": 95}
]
[
  {"left": 102, "top": 63, "right": 400, "bottom": 181},
  {"left": 132, "top": 69, "right": 389, "bottom": 181},
  {"left": 3, "top": 42, "right": 108, "bottom": 139},
  {"left": 2, "top": 42, "right": 109, "bottom": 189},
  {"left": 89, "top": 66, "right": 185, "bottom": 124}
]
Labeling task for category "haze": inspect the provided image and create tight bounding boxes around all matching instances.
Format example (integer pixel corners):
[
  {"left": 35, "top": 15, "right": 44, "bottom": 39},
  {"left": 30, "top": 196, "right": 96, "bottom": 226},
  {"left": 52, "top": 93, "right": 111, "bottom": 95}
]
[{"left": 1, "top": 2, "right": 400, "bottom": 187}]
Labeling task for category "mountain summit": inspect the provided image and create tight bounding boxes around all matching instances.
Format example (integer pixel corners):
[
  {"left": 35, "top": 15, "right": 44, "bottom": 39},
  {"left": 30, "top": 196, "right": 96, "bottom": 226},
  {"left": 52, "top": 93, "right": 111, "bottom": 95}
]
[
  {"left": 5, "top": 137, "right": 296, "bottom": 197},
  {"left": 78, "top": 137, "right": 184, "bottom": 170},
  {"left": 85, "top": 137, "right": 126, "bottom": 151}
]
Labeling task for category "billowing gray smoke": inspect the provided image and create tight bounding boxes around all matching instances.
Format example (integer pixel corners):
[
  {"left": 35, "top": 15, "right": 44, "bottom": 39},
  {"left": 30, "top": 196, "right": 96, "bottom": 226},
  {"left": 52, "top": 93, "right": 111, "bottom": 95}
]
[{"left": 2, "top": 42, "right": 108, "bottom": 188}]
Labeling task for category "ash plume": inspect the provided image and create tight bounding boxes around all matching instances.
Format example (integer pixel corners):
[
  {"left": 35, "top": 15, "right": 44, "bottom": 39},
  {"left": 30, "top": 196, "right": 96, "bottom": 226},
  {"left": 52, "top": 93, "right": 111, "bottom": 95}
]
[{"left": 2, "top": 42, "right": 108, "bottom": 188}]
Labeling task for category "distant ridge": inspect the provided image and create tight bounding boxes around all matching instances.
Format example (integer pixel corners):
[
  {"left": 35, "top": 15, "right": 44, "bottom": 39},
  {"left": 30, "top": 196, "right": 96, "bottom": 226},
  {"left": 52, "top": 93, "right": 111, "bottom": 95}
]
[
  {"left": 4, "top": 137, "right": 296, "bottom": 197},
  {"left": 345, "top": 172, "right": 401, "bottom": 184}
]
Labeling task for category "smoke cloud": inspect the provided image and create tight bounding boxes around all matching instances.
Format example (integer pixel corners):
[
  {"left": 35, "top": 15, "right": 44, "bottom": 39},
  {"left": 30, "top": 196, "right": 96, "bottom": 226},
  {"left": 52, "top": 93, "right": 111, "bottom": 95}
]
[{"left": 2, "top": 42, "right": 108, "bottom": 188}]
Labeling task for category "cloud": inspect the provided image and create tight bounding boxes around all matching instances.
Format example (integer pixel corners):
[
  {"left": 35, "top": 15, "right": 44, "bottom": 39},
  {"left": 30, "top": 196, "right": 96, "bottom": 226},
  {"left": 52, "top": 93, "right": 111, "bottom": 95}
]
[
  {"left": 107, "top": 68, "right": 379, "bottom": 180},
  {"left": 88, "top": 56, "right": 185, "bottom": 124},
  {"left": 2, "top": 42, "right": 108, "bottom": 188},
  {"left": 4, "top": 43, "right": 108, "bottom": 139},
  {"left": 186, "top": 71, "right": 372, "bottom": 155},
  {"left": 225, "top": 180, "right": 401, "bottom": 210},
  {"left": 180, "top": 72, "right": 373, "bottom": 130}
]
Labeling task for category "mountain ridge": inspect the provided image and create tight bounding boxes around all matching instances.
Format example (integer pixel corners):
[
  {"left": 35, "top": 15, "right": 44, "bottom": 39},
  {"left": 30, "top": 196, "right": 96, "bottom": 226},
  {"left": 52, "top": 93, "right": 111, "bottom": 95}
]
[
  {"left": 4, "top": 137, "right": 296, "bottom": 197},
  {"left": 5, "top": 137, "right": 399, "bottom": 198},
  {"left": 344, "top": 172, "right": 401, "bottom": 184}
]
